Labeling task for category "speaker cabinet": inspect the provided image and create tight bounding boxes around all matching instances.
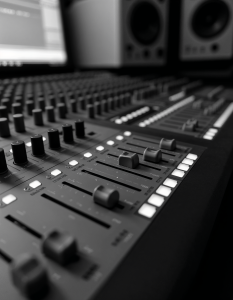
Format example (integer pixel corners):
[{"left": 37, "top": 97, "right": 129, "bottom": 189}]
[
  {"left": 180, "top": 0, "right": 233, "bottom": 61},
  {"left": 68, "top": 0, "right": 169, "bottom": 67}
]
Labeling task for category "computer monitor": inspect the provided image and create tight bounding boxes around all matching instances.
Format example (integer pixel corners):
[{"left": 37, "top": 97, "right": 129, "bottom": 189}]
[{"left": 0, "top": 0, "right": 67, "bottom": 67}]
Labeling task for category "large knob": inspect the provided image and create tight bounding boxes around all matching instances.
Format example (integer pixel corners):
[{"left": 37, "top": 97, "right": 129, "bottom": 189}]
[
  {"left": 93, "top": 185, "right": 119, "bottom": 208},
  {"left": 11, "top": 141, "right": 28, "bottom": 165},
  {"left": 0, "top": 118, "right": 11, "bottom": 137},
  {"left": 31, "top": 134, "right": 45, "bottom": 156},
  {"left": 47, "top": 128, "right": 61, "bottom": 149},
  {"left": 62, "top": 124, "right": 74, "bottom": 143},
  {"left": 0, "top": 148, "right": 8, "bottom": 174},
  {"left": 75, "top": 120, "right": 85, "bottom": 138}
]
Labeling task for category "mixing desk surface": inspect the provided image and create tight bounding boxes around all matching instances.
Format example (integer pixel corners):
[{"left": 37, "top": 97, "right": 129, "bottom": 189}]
[{"left": 1, "top": 72, "right": 233, "bottom": 300}]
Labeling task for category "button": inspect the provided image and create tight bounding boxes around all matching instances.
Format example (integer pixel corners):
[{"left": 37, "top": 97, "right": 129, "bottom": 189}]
[
  {"left": 29, "top": 180, "right": 41, "bottom": 189},
  {"left": 177, "top": 163, "right": 189, "bottom": 171},
  {"left": 159, "top": 138, "right": 176, "bottom": 151},
  {"left": 69, "top": 160, "right": 78, "bottom": 166},
  {"left": 139, "top": 122, "right": 146, "bottom": 127},
  {"left": 31, "top": 134, "right": 45, "bottom": 157},
  {"left": 2, "top": 194, "right": 16, "bottom": 205},
  {"left": 11, "top": 253, "right": 49, "bottom": 298},
  {"left": 84, "top": 152, "right": 92, "bottom": 158},
  {"left": 62, "top": 124, "right": 74, "bottom": 143},
  {"left": 0, "top": 148, "right": 8, "bottom": 174},
  {"left": 119, "top": 152, "right": 139, "bottom": 169},
  {"left": 51, "top": 169, "right": 62, "bottom": 177},
  {"left": 138, "top": 203, "right": 156, "bottom": 218},
  {"left": 107, "top": 140, "right": 115, "bottom": 146},
  {"left": 182, "top": 158, "right": 194, "bottom": 165},
  {"left": 48, "top": 128, "right": 61, "bottom": 149},
  {"left": 42, "top": 230, "right": 78, "bottom": 265},
  {"left": 93, "top": 185, "right": 119, "bottom": 208},
  {"left": 42, "top": 137, "right": 46, "bottom": 142},
  {"left": 75, "top": 120, "right": 85, "bottom": 138},
  {"left": 0, "top": 117, "right": 10, "bottom": 137},
  {"left": 11, "top": 140, "right": 28, "bottom": 165},
  {"left": 143, "top": 148, "right": 162, "bottom": 163},
  {"left": 115, "top": 119, "right": 122, "bottom": 124},
  {"left": 147, "top": 194, "right": 164, "bottom": 207},
  {"left": 172, "top": 169, "right": 185, "bottom": 178},
  {"left": 96, "top": 146, "right": 104, "bottom": 151},
  {"left": 186, "top": 153, "right": 198, "bottom": 160},
  {"left": 124, "top": 131, "right": 131, "bottom": 136},
  {"left": 163, "top": 178, "right": 177, "bottom": 188},
  {"left": 116, "top": 135, "right": 124, "bottom": 141},
  {"left": 203, "top": 135, "right": 213, "bottom": 140},
  {"left": 156, "top": 185, "right": 172, "bottom": 197}
]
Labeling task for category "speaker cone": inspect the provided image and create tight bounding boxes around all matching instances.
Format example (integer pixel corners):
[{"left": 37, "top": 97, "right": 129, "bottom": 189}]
[
  {"left": 130, "top": 1, "right": 161, "bottom": 46},
  {"left": 192, "top": 0, "right": 230, "bottom": 39}
]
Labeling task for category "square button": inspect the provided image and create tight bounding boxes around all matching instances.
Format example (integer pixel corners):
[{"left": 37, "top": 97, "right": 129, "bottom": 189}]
[
  {"left": 124, "top": 131, "right": 131, "bottom": 136},
  {"left": 29, "top": 180, "right": 41, "bottom": 189},
  {"left": 147, "top": 194, "right": 164, "bottom": 207},
  {"left": 186, "top": 153, "right": 198, "bottom": 160},
  {"left": 171, "top": 169, "right": 185, "bottom": 178},
  {"left": 182, "top": 158, "right": 194, "bottom": 166},
  {"left": 163, "top": 178, "right": 177, "bottom": 188},
  {"left": 2, "top": 194, "right": 17, "bottom": 205},
  {"left": 84, "top": 152, "right": 92, "bottom": 158},
  {"left": 51, "top": 169, "right": 62, "bottom": 177},
  {"left": 96, "top": 146, "right": 104, "bottom": 151},
  {"left": 69, "top": 160, "right": 78, "bottom": 166},
  {"left": 156, "top": 185, "right": 171, "bottom": 197},
  {"left": 138, "top": 203, "right": 156, "bottom": 218},
  {"left": 177, "top": 163, "right": 189, "bottom": 171},
  {"left": 107, "top": 140, "right": 114, "bottom": 146},
  {"left": 116, "top": 135, "right": 124, "bottom": 141}
]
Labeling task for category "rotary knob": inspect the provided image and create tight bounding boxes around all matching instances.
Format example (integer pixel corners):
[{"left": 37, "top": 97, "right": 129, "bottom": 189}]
[
  {"left": 47, "top": 128, "right": 61, "bottom": 149},
  {"left": 0, "top": 148, "right": 8, "bottom": 174},
  {"left": 62, "top": 124, "right": 73, "bottom": 143},
  {"left": 0, "top": 118, "right": 11, "bottom": 137},
  {"left": 13, "top": 114, "right": 26, "bottom": 133},
  {"left": 33, "top": 109, "right": 44, "bottom": 126},
  {"left": 31, "top": 134, "right": 45, "bottom": 156},
  {"left": 45, "top": 106, "right": 55, "bottom": 122},
  {"left": 75, "top": 120, "right": 85, "bottom": 138},
  {"left": 11, "top": 141, "right": 28, "bottom": 165}
]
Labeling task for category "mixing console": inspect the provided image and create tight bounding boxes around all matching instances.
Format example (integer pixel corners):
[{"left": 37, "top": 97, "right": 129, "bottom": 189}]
[{"left": 1, "top": 72, "right": 233, "bottom": 300}]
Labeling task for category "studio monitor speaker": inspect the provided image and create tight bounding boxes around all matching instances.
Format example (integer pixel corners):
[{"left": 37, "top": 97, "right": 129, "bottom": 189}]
[
  {"left": 180, "top": 0, "right": 233, "bottom": 61},
  {"left": 68, "top": 0, "right": 169, "bottom": 67}
]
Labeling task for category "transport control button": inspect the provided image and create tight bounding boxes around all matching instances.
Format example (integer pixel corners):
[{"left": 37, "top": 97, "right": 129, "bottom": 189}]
[
  {"left": 31, "top": 134, "right": 45, "bottom": 156},
  {"left": 11, "top": 253, "right": 49, "bottom": 298},
  {"left": 1, "top": 194, "right": 16, "bottom": 205},
  {"left": 48, "top": 128, "right": 61, "bottom": 149},
  {"left": 69, "top": 160, "right": 78, "bottom": 166},
  {"left": 0, "top": 148, "right": 8, "bottom": 174},
  {"left": 186, "top": 153, "right": 198, "bottom": 160},
  {"left": 119, "top": 152, "right": 139, "bottom": 169},
  {"left": 0, "top": 117, "right": 10, "bottom": 137},
  {"left": 138, "top": 203, "right": 156, "bottom": 218},
  {"left": 156, "top": 185, "right": 172, "bottom": 197},
  {"left": 143, "top": 148, "right": 162, "bottom": 163},
  {"left": 93, "top": 185, "right": 119, "bottom": 209},
  {"left": 29, "top": 180, "right": 41, "bottom": 189},
  {"left": 75, "top": 120, "right": 85, "bottom": 138},
  {"left": 51, "top": 169, "right": 62, "bottom": 177},
  {"left": 62, "top": 124, "right": 74, "bottom": 143},
  {"left": 171, "top": 169, "right": 185, "bottom": 178},
  {"left": 163, "top": 178, "right": 177, "bottom": 188},
  {"left": 159, "top": 138, "right": 176, "bottom": 151},
  {"left": 11, "top": 140, "right": 28, "bottom": 165},
  {"left": 42, "top": 230, "right": 78, "bottom": 265},
  {"left": 147, "top": 194, "right": 164, "bottom": 207}
]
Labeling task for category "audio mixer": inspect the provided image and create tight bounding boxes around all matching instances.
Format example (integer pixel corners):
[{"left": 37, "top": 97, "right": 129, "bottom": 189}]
[{"left": 1, "top": 72, "right": 233, "bottom": 300}]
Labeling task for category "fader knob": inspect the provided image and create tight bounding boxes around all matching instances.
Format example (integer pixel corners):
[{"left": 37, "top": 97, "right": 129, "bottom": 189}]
[
  {"left": 13, "top": 114, "right": 26, "bottom": 133},
  {"left": 31, "top": 134, "right": 45, "bottom": 156},
  {"left": 119, "top": 152, "right": 139, "bottom": 169},
  {"left": 159, "top": 138, "right": 176, "bottom": 151},
  {"left": 62, "top": 124, "right": 73, "bottom": 143},
  {"left": 48, "top": 128, "right": 60, "bottom": 149},
  {"left": 33, "top": 108, "right": 44, "bottom": 126},
  {"left": 143, "top": 148, "right": 162, "bottom": 163},
  {"left": 75, "top": 120, "right": 85, "bottom": 138},
  {"left": 11, "top": 141, "right": 28, "bottom": 165},
  {"left": 93, "top": 185, "right": 119, "bottom": 208},
  {"left": 0, "top": 118, "right": 10, "bottom": 137},
  {"left": 0, "top": 148, "right": 8, "bottom": 174},
  {"left": 11, "top": 253, "right": 49, "bottom": 298}
]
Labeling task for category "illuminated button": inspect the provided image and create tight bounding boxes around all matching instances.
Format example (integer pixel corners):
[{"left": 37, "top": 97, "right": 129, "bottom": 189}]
[
  {"left": 107, "top": 140, "right": 114, "bottom": 146},
  {"left": 124, "top": 131, "right": 131, "bottom": 136},
  {"left": 26, "top": 142, "right": 32, "bottom": 147},
  {"left": 121, "top": 116, "right": 128, "bottom": 122},
  {"left": 2, "top": 194, "right": 17, "bottom": 205},
  {"left": 96, "top": 145, "right": 104, "bottom": 151},
  {"left": 138, "top": 203, "right": 156, "bottom": 218},
  {"left": 177, "top": 163, "right": 189, "bottom": 171},
  {"left": 115, "top": 119, "right": 122, "bottom": 124},
  {"left": 69, "top": 160, "right": 78, "bottom": 166},
  {"left": 144, "top": 120, "right": 151, "bottom": 125},
  {"left": 116, "top": 135, "right": 124, "bottom": 141},
  {"left": 29, "top": 180, "right": 41, "bottom": 189},
  {"left": 186, "top": 153, "right": 198, "bottom": 160},
  {"left": 84, "top": 152, "right": 92, "bottom": 158},
  {"left": 205, "top": 131, "right": 215, "bottom": 137},
  {"left": 139, "top": 122, "right": 146, "bottom": 127},
  {"left": 51, "top": 169, "right": 61, "bottom": 177},
  {"left": 147, "top": 194, "right": 164, "bottom": 207},
  {"left": 163, "top": 178, "right": 177, "bottom": 188},
  {"left": 156, "top": 185, "right": 172, "bottom": 197},
  {"left": 42, "top": 137, "right": 46, "bottom": 141},
  {"left": 209, "top": 128, "right": 218, "bottom": 133},
  {"left": 10, "top": 149, "right": 12, "bottom": 153},
  {"left": 171, "top": 169, "right": 185, "bottom": 178},
  {"left": 182, "top": 158, "right": 194, "bottom": 165},
  {"left": 127, "top": 114, "right": 133, "bottom": 119},
  {"left": 203, "top": 135, "right": 213, "bottom": 140}
]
